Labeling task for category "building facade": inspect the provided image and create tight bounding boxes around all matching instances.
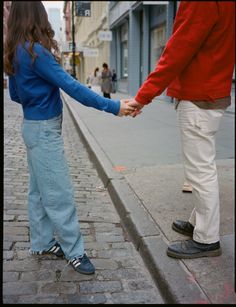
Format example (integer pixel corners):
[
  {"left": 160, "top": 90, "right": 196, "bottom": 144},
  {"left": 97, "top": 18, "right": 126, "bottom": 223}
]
[
  {"left": 48, "top": 8, "right": 63, "bottom": 44},
  {"left": 4, "top": 0, "right": 176, "bottom": 94},
  {"left": 108, "top": 1, "right": 177, "bottom": 97},
  {"left": 62, "top": 1, "right": 75, "bottom": 75},
  {"left": 63, "top": 1, "right": 72, "bottom": 42},
  {"left": 61, "top": 1, "right": 177, "bottom": 91},
  {"left": 74, "top": 1, "right": 110, "bottom": 84}
]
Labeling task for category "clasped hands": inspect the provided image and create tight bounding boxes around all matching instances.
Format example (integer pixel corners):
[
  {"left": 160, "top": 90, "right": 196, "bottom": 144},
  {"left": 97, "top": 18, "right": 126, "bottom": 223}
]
[{"left": 119, "top": 98, "right": 144, "bottom": 118}]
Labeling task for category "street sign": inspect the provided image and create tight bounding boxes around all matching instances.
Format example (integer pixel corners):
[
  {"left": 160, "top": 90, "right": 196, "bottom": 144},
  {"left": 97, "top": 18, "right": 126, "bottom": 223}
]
[
  {"left": 69, "top": 42, "right": 75, "bottom": 51},
  {"left": 75, "top": 1, "right": 91, "bottom": 17},
  {"left": 83, "top": 47, "right": 99, "bottom": 57},
  {"left": 98, "top": 31, "right": 112, "bottom": 41}
]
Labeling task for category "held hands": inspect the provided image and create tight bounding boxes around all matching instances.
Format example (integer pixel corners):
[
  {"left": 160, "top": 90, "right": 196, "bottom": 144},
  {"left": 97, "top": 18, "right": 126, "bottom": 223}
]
[
  {"left": 126, "top": 98, "right": 144, "bottom": 117},
  {"left": 118, "top": 98, "right": 144, "bottom": 117},
  {"left": 118, "top": 99, "right": 136, "bottom": 117}
]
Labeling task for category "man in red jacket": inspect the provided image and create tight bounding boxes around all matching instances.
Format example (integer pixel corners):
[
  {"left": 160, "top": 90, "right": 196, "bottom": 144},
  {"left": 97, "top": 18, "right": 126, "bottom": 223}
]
[{"left": 128, "top": 1, "right": 235, "bottom": 259}]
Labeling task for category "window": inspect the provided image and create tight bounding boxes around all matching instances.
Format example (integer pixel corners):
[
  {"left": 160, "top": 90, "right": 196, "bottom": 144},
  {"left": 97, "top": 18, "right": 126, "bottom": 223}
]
[
  {"left": 121, "top": 41, "right": 128, "bottom": 78},
  {"left": 120, "top": 22, "right": 128, "bottom": 78},
  {"left": 150, "top": 23, "right": 166, "bottom": 71}
]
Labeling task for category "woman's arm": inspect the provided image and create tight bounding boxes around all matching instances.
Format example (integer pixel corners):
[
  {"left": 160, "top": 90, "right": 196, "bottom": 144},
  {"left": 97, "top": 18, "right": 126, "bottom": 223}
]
[
  {"left": 32, "top": 44, "right": 120, "bottom": 115},
  {"left": 8, "top": 76, "right": 21, "bottom": 103}
]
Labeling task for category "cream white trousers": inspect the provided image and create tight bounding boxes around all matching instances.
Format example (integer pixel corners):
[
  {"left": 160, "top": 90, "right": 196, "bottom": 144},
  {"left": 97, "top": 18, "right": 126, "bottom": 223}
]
[{"left": 177, "top": 101, "right": 225, "bottom": 244}]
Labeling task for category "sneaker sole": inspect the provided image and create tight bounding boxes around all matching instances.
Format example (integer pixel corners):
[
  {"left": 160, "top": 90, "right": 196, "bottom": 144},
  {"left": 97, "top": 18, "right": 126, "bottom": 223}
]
[
  {"left": 172, "top": 224, "right": 193, "bottom": 237},
  {"left": 167, "top": 247, "right": 222, "bottom": 259},
  {"left": 69, "top": 264, "right": 95, "bottom": 275}
]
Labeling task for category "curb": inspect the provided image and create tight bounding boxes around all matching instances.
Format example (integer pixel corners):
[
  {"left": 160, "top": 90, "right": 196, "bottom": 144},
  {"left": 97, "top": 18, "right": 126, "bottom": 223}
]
[{"left": 62, "top": 92, "right": 210, "bottom": 304}]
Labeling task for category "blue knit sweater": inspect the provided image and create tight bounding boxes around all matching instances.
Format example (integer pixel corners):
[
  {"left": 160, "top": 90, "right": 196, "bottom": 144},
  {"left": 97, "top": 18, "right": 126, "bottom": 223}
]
[{"left": 8, "top": 42, "right": 120, "bottom": 120}]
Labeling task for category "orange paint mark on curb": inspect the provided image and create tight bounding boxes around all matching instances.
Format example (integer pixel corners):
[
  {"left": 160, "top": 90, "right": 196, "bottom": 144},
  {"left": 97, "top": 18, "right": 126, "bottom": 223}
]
[{"left": 113, "top": 165, "right": 126, "bottom": 172}]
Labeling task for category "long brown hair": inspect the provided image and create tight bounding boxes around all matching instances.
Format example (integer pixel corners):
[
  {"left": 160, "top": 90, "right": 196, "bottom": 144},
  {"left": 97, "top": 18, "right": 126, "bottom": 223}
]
[
  {"left": 94, "top": 67, "right": 99, "bottom": 77},
  {"left": 4, "top": 1, "right": 60, "bottom": 76}
]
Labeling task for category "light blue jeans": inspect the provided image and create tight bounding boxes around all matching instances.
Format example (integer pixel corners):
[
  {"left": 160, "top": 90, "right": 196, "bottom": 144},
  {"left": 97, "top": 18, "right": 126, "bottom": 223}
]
[{"left": 21, "top": 114, "right": 84, "bottom": 260}]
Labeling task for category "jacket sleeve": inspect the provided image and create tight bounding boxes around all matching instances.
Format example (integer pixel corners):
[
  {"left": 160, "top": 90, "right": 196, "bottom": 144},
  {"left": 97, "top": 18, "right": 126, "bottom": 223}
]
[
  {"left": 135, "top": 1, "right": 219, "bottom": 105},
  {"left": 32, "top": 44, "right": 120, "bottom": 115},
  {"left": 8, "top": 76, "right": 21, "bottom": 104}
]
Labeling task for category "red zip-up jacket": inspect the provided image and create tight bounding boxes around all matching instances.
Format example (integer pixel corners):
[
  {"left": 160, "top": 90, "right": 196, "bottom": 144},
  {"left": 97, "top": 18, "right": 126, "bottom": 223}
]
[{"left": 135, "top": 1, "right": 235, "bottom": 105}]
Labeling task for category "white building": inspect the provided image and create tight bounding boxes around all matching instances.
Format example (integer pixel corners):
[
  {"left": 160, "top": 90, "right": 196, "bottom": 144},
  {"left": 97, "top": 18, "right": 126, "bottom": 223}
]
[{"left": 48, "top": 8, "right": 64, "bottom": 50}]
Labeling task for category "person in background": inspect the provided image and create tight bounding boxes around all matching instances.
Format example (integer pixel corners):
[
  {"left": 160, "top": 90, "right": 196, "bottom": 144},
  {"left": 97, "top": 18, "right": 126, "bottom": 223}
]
[
  {"left": 127, "top": 1, "right": 235, "bottom": 259},
  {"left": 90, "top": 67, "right": 102, "bottom": 94},
  {"left": 112, "top": 69, "right": 117, "bottom": 94},
  {"left": 4, "top": 1, "right": 135, "bottom": 275},
  {"left": 86, "top": 73, "right": 92, "bottom": 88},
  {"left": 101, "top": 62, "right": 113, "bottom": 99}
]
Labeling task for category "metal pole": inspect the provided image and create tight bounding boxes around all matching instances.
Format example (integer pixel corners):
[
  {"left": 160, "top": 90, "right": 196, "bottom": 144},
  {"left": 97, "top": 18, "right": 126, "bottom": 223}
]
[
  {"left": 173, "top": 1, "right": 177, "bottom": 20},
  {"left": 71, "top": 1, "right": 76, "bottom": 78}
]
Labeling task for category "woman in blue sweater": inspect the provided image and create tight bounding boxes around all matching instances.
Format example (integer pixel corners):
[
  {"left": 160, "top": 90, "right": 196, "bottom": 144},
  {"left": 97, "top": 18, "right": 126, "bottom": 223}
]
[{"left": 4, "top": 1, "right": 134, "bottom": 275}]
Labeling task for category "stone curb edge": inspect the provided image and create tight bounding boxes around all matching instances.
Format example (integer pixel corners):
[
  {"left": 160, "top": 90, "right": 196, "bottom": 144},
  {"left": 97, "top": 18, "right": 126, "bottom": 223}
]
[{"left": 62, "top": 93, "right": 210, "bottom": 304}]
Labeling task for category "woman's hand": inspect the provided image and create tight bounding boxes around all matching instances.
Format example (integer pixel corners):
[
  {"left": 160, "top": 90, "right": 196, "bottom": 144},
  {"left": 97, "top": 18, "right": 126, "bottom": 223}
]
[{"left": 118, "top": 99, "right": 136, "bottom": 117}]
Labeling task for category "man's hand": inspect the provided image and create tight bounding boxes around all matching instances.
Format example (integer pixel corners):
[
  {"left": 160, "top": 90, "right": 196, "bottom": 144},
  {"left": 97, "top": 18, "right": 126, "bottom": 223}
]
[{"left": 118, "top": 99, "right": 136, "bottom": 117}]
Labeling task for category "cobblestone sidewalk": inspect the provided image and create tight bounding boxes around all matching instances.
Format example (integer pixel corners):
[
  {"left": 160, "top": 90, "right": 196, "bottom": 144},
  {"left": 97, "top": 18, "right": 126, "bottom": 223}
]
[{"left": 3, "top": 90, "right": 164, "bottom": 304}]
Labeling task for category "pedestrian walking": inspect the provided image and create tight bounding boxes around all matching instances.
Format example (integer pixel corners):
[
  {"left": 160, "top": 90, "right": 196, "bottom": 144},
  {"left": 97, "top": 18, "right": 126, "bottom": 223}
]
[
  {"left": 4, "top": 1, "right": 135, "bottom": 275},
  {"left": 90, "top": 67, "right": 102, "bottom": 93},
  {"left": 127, "top": 1, "right": 235, "bottom": 259},
  {"left": 101, "top": 63, "right": 113, "bottom": 99}
]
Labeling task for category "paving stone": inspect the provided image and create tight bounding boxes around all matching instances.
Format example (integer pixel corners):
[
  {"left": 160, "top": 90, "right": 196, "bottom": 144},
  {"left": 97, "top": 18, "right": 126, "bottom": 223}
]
[
  {"left": 98, "top": 248, "right": 134, "bottom": 259},
  {"left": 96, "top": 232, "right": 125, "bottom": 242},
  {"left": 3, "top": 241, "right": 13, "bottom": 251},
  {"left": 4, "top": 214, "right": 16, "bottom": 221},
  {"left": 17, "top": 295, "right": 65, "bottom": 304},
  {"left": 20, "top": 270, "right": 55, "bottom": 282},
  {"left": 3, "top": 281, "right": 38, "bottom": 295},
  {"left": 4, "top": 234, "right": 29, "bottom": 242},
  {"left": 15, "top": 242, "right": 31, "bottom": 249},
  {"left": 98, "top": 268, "right": 146, "bottom": 280},
  {"left": 3, "top": 272, "right": 19, "bottom": 282},
  {"left": 66, "top": 293, "right": 107, "bottom": 304},
  {"left": 111, "top": 290, "right": 164, "bottom": 304},
  {"left": 4, "top": 221, "right": 29, "bottom": 227},
  {"left": 4, "top": 226, "right": 29, "bottom": 235},
  {"left": 3, "top": 259, "right": 41, "bottom": 271},
  {"left": 91, "top": 258, "right": 119, "bottom": 270},
  {"left": 40, "top": 282, "right": 77, "bottom": 294},
  {"left": 79, "top": 280, "right": 122, "bottom": 293},
  {"left": 3, "top": 251, "right": 14, "bottom": 260}
]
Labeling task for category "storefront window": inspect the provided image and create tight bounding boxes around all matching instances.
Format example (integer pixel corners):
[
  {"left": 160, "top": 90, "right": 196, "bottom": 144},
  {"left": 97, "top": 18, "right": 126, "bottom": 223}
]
[
  {"left": 150, "top": 23, "right": 166, "bottom": 71},
  {"left": 121, "top": 22, "right": 128, "bottom": 78},
  {"left": 121, "top": 41, "right": 128, "bottom": 78}
]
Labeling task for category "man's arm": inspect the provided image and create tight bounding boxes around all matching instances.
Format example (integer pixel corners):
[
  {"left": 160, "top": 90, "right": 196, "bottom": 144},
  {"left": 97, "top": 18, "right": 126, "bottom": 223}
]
[{"left": 135, "top": 1, "right": 219, "bottom": 105}]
